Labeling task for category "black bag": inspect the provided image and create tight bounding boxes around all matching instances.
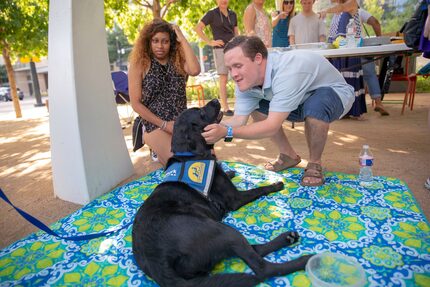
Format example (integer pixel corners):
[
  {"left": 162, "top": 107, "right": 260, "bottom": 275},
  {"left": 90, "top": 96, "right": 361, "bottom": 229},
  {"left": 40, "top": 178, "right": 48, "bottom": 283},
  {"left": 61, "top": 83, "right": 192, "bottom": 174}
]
[
  {"left": 401, "top": 1, "right": 428, "bottom": 50},
  {"left": 132, "top": 116, "right": 144, "bottom": 152}
]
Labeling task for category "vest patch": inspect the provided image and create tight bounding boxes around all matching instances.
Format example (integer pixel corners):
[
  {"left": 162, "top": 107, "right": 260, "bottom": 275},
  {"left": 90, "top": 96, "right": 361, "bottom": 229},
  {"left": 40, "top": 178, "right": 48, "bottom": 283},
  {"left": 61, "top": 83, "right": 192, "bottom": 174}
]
[{"left": 163, "top": 160, "right": 216, "bottom": 197}]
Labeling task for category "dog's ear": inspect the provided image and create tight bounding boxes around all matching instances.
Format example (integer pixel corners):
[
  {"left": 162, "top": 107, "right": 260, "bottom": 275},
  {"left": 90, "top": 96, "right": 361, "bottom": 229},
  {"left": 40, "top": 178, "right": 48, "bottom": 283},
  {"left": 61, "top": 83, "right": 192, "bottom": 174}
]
[
  {"left": 199, "top": 109, "right": 206, "bottom": 121},
  {"left": 171, "top": 123, "right": 189, "bottom": 152}
]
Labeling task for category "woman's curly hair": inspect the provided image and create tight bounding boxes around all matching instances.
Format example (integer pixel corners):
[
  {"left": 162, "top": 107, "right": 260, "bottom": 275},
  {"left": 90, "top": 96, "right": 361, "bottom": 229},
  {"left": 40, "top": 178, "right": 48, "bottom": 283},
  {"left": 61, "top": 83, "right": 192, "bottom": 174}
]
[{"left": 129, "top": 19, "right": 186, "bottom": 77}]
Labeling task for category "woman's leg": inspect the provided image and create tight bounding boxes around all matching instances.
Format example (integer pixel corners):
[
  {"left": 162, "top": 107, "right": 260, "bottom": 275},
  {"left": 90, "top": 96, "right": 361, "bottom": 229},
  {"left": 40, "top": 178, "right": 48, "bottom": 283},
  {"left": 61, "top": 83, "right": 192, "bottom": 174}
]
[{"left": 144, "top": 129, "right": 173, "bottom": 166}]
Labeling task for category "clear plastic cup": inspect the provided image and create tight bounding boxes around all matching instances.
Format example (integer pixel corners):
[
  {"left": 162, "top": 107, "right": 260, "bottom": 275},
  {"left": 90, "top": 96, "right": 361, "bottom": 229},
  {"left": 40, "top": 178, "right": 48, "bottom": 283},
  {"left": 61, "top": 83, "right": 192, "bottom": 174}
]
[{"left": 306, "top": 252, "right": 367, "bottom": 287}]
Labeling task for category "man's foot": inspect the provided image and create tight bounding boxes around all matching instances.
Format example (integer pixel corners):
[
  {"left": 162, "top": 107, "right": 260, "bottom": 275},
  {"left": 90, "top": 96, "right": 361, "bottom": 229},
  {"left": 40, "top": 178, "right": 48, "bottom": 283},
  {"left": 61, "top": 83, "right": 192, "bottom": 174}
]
[
  {"left": 349, "top": 115, "right": 367, "bottom": 121},
  {"left": 224, "top": 109, "right": 234, "bottom": 116},
  {"left": 301, "top": 162, "right": 325, "bottom": 186},
  {"left": 425, "top": 177, "right": 430, "bottom": 191},
  {"left": 374, "top": 106, "right": 390, "bottom": 116},
  {"left": 264, "top": 153, "right": 301, "bottom": 172}
]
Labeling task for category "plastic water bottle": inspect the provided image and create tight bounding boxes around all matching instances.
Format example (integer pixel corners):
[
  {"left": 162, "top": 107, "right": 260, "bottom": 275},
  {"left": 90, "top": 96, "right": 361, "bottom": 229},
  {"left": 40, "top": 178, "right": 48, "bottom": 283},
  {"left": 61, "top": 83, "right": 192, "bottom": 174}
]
[
  {"left": 346, "top": 18, "right": 356, "bottom": 48},
  {"left": 359, "top": 144, "right": 373, "bottom": 186}
]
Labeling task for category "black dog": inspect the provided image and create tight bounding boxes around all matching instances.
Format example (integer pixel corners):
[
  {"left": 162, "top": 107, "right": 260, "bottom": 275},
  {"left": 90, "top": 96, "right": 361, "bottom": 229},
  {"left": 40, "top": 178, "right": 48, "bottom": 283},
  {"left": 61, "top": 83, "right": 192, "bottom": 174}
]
[{"left": 132, "top": 99, "right": 312, "bottom": 287}]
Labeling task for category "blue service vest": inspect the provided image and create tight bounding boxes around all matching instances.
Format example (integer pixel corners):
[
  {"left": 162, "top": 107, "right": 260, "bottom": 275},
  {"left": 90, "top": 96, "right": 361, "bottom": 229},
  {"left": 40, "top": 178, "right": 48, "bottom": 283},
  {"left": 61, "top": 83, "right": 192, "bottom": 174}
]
[{"left": 163, "top": 160, "right": 216, "bottom": 198}]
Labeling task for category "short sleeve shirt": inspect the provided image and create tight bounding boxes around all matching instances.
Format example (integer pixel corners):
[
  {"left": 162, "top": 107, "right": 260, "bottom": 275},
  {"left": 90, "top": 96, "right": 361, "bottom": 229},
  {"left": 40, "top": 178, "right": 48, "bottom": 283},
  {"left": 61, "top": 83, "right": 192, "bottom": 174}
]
[
  {"left": 288, "top": 13, "right": 326, "bottom": 44},
  {"left": 234, "top": 50, "right": 354, "bottom": 118},
  {"left": 201, "top": 7, "right": 237, "bottom": 47}
]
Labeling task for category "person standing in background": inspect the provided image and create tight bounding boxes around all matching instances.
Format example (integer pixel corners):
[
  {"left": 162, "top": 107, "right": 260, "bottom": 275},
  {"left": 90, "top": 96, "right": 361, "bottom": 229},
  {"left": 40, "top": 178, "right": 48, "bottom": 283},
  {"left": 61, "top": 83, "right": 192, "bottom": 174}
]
[
  {"left": 359, "top": 8, "right": 389, "bottom": 116},
  {"left": 271, "top": 0, "right": 295, "bottom": 47},
  {"left": 327, "top": 0, "right": 366, "bottom": 120},
  {"left": 195, "top": 0, "right": 238, "bottom": 116},
  {"left": 288, "top": 0, "right": 326, "bottom": 45},
  {"left": 244, "top": 0, "right": 272, "bottom": 47}
]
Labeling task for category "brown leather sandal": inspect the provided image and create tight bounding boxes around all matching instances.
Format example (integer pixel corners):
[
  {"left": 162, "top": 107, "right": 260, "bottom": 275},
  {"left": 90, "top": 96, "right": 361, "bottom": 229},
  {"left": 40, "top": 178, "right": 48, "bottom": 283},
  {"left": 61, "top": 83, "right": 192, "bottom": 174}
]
[
  {"left": 374, "top": 106, "right": 390, "bottom": 116},
  {"left": 264, "top": 154, "right": 301, "bottom": 172},
  {"left": 301, "top": 162, "right": 325, "bottom": 187}
]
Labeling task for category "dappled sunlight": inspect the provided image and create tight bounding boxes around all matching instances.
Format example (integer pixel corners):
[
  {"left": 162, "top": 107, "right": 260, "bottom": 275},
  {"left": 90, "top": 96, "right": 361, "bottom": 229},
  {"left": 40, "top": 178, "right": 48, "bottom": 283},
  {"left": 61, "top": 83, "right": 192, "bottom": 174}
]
[
  {"left": 0, "top": 155, "right": 51, "bottom": 177},
  {"left": 245, "top": 144, "right": 266, "bottom": 151},
  {"left": 387, "top": 149, "right": 410, "bottom": 154}
]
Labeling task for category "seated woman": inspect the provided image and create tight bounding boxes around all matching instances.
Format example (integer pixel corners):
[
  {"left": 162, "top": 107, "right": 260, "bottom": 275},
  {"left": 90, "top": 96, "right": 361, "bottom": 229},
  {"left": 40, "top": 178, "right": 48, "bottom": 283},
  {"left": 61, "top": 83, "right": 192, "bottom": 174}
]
[{"left": 128, "top": 20, "right": 200, "bottom": 166}]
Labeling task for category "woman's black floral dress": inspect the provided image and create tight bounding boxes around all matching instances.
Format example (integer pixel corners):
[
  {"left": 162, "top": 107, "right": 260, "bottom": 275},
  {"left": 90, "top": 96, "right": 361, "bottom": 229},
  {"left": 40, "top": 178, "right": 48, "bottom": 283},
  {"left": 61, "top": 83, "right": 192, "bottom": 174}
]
[{"left": 141, "top": 58, "right": 187, "bottom": 133}]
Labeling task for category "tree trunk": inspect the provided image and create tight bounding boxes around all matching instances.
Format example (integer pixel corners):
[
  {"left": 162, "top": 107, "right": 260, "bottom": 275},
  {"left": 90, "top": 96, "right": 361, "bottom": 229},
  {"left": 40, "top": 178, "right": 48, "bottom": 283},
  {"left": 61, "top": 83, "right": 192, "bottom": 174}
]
[
  {"left": 153, "top": 0, "right": 161, "bottom": 19},
  {"left": 2, "top": 44, "right": 22, "bottom": 118}
]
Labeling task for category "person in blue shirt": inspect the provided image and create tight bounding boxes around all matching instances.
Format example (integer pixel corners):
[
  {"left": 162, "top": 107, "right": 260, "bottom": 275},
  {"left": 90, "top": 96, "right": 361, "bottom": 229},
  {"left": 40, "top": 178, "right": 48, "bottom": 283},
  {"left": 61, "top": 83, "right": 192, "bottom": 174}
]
[
  {"left": 271, "top": 0, "right": 295, "bottom": 47},
  {"left": 202, "top": 36, "right": 355, "bottom": 187}
]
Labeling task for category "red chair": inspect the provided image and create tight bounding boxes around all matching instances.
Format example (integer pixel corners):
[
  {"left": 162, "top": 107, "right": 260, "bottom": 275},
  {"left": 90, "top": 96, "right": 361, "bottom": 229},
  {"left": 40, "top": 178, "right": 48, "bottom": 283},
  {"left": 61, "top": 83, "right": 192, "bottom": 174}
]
[
  {"left": 187, "top": 84, "right": 205, "bottom": 107},
  {"left": 389, "top": 55, "right": 418, "bottom": 115}
]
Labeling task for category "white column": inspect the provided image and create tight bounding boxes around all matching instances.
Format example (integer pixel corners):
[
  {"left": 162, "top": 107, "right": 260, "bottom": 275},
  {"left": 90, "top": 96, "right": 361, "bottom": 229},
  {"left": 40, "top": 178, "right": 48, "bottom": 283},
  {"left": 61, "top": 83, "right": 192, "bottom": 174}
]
[{"left": 48, "top": 0, "right": 134, "bottom": 204}]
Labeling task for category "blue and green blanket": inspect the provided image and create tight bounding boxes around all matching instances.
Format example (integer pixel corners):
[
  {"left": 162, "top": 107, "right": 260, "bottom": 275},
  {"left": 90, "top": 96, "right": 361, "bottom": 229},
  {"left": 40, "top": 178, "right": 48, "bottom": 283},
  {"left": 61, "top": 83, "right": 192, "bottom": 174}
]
[{"left": 1, "top": 162, "right": 429, "bottom": 286}]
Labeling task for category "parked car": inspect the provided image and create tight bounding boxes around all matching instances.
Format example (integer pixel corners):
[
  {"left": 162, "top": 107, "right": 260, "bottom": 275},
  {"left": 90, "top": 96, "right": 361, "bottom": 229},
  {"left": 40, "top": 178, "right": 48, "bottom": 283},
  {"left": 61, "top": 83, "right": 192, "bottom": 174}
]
[{"left": 1, "top": 87, "right": 24, "bottom": 101}]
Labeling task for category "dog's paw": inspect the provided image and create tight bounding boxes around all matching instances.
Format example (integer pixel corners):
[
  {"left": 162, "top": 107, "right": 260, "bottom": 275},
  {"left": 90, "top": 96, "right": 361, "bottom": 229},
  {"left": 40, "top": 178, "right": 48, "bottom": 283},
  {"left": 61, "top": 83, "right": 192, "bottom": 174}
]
[
  {"left": 272, "top": 181, "right": 284, "bottom": 191},
  {"left": 225, "top": 170, "right": 236, "bottom": 179},
  {"left": 282, "top": 231, "right": 300, "bottom": 245}
]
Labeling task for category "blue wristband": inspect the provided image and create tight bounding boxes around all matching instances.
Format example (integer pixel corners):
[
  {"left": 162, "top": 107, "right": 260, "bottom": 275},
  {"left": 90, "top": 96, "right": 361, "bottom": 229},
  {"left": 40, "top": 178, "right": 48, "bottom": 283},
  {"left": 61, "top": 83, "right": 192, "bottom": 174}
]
[{"left": 224, "top": 125, "right": 233, "bottom": 142}]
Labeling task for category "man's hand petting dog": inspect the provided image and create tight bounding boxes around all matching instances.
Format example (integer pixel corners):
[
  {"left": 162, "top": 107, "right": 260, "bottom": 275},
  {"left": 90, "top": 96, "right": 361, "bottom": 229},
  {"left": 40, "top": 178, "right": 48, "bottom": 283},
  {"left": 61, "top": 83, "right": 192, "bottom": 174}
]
[
  {"left": 132, "top": 99, "right": 313, "bottom": 287},
  {"left": 202, "top": 123, "right": 227, "bottom": 144}
]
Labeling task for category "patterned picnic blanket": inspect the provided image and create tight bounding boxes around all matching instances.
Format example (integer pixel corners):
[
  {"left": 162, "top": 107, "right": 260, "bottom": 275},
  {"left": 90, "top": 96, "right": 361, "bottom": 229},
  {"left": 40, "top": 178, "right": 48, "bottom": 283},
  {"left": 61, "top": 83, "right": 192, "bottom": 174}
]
[{"left": 1, "top": 162, "right": 429, "bottom": 287}]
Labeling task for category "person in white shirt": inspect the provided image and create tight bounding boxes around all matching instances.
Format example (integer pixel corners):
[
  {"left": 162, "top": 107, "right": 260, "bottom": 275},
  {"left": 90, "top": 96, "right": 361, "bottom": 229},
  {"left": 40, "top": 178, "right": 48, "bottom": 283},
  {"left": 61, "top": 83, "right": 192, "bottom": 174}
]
[
  {"left": 202, "top": 36, "right": 354, "bottom": 186},
  {"left": 288, "top": 0, "right": 326, "bottom": 45}
]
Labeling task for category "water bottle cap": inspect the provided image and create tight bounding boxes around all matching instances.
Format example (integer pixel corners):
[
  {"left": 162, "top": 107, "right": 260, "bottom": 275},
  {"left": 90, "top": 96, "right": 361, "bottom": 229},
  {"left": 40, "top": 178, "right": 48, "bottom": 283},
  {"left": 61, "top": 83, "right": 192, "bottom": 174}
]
[{"left": 363, "top": 144, "right": 369, "bottom": 149}]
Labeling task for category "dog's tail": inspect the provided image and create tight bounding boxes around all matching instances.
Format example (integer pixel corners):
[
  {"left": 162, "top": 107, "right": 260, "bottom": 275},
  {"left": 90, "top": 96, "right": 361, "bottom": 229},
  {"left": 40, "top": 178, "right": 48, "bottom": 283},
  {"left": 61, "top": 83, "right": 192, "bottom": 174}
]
[{"left": 178, "top": 273, "right": 260, "bottom": 287}]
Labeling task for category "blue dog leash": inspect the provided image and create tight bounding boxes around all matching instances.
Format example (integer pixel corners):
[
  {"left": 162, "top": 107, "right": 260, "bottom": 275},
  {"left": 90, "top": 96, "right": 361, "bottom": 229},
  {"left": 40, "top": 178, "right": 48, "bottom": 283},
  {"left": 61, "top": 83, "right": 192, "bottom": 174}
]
[{"left": 0, "top": 188, "right": 131, "bottom": 241}]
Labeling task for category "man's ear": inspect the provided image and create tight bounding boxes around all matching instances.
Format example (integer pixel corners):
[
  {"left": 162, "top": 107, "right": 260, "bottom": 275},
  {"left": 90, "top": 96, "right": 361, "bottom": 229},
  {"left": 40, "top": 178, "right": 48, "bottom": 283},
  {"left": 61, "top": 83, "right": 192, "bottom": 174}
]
[{"left": 254, "top": 53, "right": 263, "bottom": 64}]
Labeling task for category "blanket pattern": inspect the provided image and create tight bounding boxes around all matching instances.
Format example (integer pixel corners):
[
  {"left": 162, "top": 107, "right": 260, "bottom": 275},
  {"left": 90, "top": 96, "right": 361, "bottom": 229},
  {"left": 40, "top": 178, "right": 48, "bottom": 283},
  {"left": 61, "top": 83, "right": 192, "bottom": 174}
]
[{"left": 0, "top": 162, "right": 429, "bottom": 286}]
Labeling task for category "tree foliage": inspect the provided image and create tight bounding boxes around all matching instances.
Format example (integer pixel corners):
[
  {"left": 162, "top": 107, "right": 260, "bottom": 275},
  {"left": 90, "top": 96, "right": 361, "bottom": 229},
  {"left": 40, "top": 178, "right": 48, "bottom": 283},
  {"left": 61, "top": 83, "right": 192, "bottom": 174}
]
[{"left": 0, "top": 0, "right": 48, "bottom": 117}]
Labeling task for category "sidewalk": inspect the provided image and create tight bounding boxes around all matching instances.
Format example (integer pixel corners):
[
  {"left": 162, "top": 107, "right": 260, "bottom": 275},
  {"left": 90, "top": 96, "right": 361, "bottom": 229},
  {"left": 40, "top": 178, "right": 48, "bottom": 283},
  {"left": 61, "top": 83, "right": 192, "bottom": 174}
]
[{"left": 1, "top": 94, "right": 430, "bottom": 249}]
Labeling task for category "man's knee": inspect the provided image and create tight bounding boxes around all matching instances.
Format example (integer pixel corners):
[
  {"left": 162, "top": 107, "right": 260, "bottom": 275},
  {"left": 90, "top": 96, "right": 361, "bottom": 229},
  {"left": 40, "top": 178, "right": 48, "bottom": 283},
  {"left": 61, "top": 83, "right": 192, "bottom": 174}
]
[
  {"left": 251, "top": 110, "right": 267, "bottom": 121},
  {"left": 303, "top": 87, "right": 344, "bottom": 123}
]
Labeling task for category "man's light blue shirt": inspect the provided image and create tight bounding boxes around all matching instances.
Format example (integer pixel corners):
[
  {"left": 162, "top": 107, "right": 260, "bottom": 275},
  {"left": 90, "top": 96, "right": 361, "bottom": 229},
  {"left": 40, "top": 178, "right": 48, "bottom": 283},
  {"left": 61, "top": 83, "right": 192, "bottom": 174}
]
[{"left": 234, "top": 50, "right": 354, "bottom": 118}]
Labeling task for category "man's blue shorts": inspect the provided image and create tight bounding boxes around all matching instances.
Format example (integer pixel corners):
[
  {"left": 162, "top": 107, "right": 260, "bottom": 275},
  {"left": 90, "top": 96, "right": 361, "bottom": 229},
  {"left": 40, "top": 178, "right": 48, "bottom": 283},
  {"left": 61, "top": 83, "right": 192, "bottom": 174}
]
[{"left": 256, "top": 87, "right": 344, "bottom": 123}]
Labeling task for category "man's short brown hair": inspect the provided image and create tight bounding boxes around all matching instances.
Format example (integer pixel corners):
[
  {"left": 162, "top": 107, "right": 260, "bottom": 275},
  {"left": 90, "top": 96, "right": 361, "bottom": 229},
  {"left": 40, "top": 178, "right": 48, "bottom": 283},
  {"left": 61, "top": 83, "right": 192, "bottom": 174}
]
[{"left": 224, "top": 36, "right": 268, "bottom": 60}]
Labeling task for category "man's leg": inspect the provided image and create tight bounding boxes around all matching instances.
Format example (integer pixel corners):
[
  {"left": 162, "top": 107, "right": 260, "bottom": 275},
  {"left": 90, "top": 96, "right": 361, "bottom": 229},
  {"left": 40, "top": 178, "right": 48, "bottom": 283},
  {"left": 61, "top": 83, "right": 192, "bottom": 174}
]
[
  {"left": 302, "top": 117, "right": 328, "bottom": 185},
  {"left": 213, "top": 48, "right": 232, "bottom": 114},
  {"left": 301, "top": 87, "right": 344, "bottom": 186},
  {"left": 361, "top": 58, "right": 389, "bottom": 115},
  {"left": 252, "top": 100, "right": 301, "bottom": 171},
  {"left": 219, "top": 74, "right": 232, "bottom": 113},
  {"left": 252, "top": 111, "right": 298, "bottom": 159}
]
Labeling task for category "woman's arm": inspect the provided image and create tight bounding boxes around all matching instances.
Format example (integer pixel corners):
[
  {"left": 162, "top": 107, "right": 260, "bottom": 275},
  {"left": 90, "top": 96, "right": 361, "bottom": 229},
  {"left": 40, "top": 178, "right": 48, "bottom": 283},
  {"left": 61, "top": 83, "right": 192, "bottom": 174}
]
[
  {"left": 128, "top": 63, "right": 169, "bottom": 132},
  {"left": 319, "top": 0, "right": 357, "bottom": 18},
  {"left": 425, "top": 4, "right": 430, "bottom": 38},
  {"left": 244, "top": 5, "right": 257, "bottom": 35},
  {"left": 173, "top": 24, "right": 200, "bottom": 76}
]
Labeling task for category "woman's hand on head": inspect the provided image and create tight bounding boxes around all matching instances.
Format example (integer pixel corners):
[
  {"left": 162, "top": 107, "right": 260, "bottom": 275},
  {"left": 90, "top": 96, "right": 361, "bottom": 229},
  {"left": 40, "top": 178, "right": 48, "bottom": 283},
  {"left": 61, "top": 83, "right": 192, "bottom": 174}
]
[{"left": 171, "top": 24, "right": 185, "bottom": 43}]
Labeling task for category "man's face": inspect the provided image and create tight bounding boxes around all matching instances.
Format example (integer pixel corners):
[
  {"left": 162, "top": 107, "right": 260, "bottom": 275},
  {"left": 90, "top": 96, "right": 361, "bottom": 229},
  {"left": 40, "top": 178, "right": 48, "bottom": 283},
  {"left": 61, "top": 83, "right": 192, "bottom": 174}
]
[
  {"left": 216, "top": 0, "right": 229, "bottom": 9},
  {"left": 300, "top": 0, "right": 314, "bottom": 12},
  {"left": 224, "top": 46, "right": 262, "bottom": 92}
]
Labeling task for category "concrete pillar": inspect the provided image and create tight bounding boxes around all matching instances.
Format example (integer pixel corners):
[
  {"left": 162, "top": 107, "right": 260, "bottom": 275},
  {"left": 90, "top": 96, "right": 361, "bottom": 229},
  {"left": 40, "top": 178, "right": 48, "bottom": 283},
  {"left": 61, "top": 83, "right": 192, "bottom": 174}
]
[{"left": 48, "top": 0, "right": 134, "bottom": 204}]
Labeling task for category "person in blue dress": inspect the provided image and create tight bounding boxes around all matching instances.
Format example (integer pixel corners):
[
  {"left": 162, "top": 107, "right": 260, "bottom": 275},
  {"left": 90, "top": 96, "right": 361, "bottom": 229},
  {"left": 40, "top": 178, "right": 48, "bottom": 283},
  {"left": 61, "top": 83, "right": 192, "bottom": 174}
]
[
  {"left": 271, "top": 0, "right": 295, "bottom": 47},
  {"left": 327, "top": 1, "right": 366, "bottom": 119}
]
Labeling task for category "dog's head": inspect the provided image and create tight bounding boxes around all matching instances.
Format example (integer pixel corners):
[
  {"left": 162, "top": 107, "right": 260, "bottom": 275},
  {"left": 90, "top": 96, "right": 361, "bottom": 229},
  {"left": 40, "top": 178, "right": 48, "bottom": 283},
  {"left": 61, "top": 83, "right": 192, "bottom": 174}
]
[{"left": 171, "top": 99, "right": 223, "bottom": 156}]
